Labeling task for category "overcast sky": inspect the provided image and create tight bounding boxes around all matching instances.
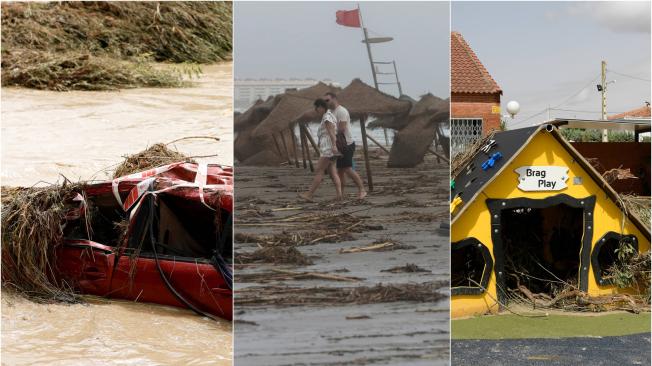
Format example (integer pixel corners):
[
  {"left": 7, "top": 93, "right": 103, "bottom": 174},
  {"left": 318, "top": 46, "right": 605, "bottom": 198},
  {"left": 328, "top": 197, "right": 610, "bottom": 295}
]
[
  {"left": 453, "top": 1, "right": 651, "bottom": 128},
  {"left": 234, "top": 1, "right": 450, "bottom": 99}
]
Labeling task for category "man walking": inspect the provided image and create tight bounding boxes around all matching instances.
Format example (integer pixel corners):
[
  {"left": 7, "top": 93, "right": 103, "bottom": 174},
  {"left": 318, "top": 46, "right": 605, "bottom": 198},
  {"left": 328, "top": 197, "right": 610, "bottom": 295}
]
[{"left": 324, "top": 92, "right": 367, "bottom": 199}]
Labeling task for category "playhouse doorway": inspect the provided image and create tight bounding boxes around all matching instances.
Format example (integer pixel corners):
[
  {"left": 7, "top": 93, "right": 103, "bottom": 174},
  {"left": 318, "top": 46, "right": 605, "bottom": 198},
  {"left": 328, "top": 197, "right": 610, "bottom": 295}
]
[{"left": 500, "top": 203, "right": 584, "bottom": 303}]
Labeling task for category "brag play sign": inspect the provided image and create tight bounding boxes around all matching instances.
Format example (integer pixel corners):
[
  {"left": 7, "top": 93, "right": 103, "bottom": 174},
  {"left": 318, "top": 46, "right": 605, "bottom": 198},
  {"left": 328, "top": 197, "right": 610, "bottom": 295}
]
[{"left": 514, "top": 166, "right": 569, "bottom": 191}]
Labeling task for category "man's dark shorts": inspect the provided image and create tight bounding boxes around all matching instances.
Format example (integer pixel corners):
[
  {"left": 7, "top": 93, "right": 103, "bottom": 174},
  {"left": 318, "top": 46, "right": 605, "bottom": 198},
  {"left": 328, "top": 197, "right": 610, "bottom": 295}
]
[{"left": 337, "top": 142, "right": 355, "bottom": 169}]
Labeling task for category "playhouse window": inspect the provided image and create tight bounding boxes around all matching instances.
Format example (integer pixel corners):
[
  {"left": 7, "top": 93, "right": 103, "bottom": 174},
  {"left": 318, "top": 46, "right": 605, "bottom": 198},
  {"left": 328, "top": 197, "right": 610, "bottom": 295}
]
[
  {"left": 591, "top": 232, "right": 639, "bottom": 286},
  {"left": 451, "top": 238, "right": 493, "bottom": 295}
]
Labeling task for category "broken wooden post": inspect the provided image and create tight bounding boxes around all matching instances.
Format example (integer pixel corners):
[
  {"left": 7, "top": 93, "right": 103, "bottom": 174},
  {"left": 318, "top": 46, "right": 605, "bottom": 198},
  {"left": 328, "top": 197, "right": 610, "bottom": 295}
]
[
  {"left": 302, "top": 124, "right": 320, "bottom": 156},
  {"left": 280, "top": 130, "right": 292, "bottom": 165},
  {"left": 272, "top": 133, "right": 283, "bottom": 157},
  {"left": 298, "top": 123, "right": 308, "bottom": 169},
  {"left": 291, "top": 124, "right": 300, "bottom": 167},
  {"left": 365, "top": 134, "right": 390, "bottom": 155},
  {"left": 300, "top": 123, "right": 314, "bottom": 172},
  {"left": 359, "top": 115, "right": 373, "bottom": 191},
  {"left": 432, "top": 132, "right": 442, "bottom": 164},
  {"left": 428, "top": 147, "right": 450, "bottom": 163}
]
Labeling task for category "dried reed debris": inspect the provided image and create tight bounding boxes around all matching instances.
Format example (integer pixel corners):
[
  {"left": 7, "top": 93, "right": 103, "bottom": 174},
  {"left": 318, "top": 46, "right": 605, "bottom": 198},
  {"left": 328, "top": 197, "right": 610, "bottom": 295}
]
[
  {"left": 236, "top": 281, "right": 447, "bottom": 307},
  {"left": 113, "top": 143, "right": 195, "bottom": 178},
  {"left": 1, "top": 183, "right": 85, "bottom": 302}
]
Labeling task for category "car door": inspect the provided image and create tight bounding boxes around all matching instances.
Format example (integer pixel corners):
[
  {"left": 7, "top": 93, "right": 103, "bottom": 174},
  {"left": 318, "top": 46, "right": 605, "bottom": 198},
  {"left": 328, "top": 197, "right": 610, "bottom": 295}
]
[
  {"left": 109, "top": 193, "right": 232, "bottom": 319},
  {"left": 55, "top": 239, "right": 117, "bottom": 296},
  {"left": 109, "top": 253, "right": 232, "bottom": 320}
]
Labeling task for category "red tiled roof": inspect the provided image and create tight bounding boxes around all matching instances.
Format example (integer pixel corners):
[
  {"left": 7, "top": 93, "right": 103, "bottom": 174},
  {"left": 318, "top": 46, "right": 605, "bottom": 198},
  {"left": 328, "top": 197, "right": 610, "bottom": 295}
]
[
  {"left": 451, "top": 31, "right": 502, "bottom": 94},
  {"left": 608, "top": 105, "right": 651, "bottom": 120}
]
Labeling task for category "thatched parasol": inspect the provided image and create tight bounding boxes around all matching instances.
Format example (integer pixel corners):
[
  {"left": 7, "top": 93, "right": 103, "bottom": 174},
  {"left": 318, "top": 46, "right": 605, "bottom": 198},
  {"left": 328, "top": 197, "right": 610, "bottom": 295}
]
[
  {"left": 368, "top": 94, "right": 445, "bottom": 130},
  {"left": 252, "top": 82, "right": 340, "bottom": 137},
  {"left": 337, "top": 79, "right": 412, "bottom": 119},
  {"left": 410, "top": 93, "right": 444, "bottom": 117},
  {"left": 387, "top": 95, "right": 450, "bottom": 167},
  {"left": 426, "top": 97, "right": 450, "bottom": 126},
  {"left": 234, "top": 99, "right": 263, "bottom": 131},
  {"left": 234, "top": 95, "right": 281, "bottom": 133},
  {"left": 388, "top": 114, "right": 438, "bottom": 167}
]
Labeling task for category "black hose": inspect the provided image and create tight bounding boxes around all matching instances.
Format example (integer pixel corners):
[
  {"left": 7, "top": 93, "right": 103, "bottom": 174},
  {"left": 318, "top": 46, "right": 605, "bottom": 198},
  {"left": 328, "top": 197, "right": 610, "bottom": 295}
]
[
  {"left": 146, "top": 196, "right": 221, "bottom": 321},
  {"left": 213, "top": 212, "right": 233, "bottom": 290}
]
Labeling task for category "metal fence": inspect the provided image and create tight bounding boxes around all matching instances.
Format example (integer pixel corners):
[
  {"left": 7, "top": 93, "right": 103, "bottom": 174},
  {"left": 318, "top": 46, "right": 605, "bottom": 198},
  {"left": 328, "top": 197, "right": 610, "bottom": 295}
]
[{"left": 451, "top": 118, "right": 483, "bottom": 157}]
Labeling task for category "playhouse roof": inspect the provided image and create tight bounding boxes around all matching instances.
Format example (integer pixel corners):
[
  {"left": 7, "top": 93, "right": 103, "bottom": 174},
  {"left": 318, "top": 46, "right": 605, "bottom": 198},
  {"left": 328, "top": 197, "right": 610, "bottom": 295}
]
[{"left": 450, "top": 124, "right": 650, "bottom": 239}]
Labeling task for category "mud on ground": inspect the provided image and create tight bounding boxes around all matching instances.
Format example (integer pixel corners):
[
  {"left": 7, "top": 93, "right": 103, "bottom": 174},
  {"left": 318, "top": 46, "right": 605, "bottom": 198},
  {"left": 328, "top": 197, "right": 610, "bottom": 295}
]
[{"left": 234, "top": 149, "right": 450, "bottom": 365}]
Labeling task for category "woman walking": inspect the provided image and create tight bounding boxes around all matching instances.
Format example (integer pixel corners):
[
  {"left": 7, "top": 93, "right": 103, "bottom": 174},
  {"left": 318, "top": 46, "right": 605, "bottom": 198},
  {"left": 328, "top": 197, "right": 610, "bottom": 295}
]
[{"left": 299, "top": 99, "right": 343, "bottom": 201}]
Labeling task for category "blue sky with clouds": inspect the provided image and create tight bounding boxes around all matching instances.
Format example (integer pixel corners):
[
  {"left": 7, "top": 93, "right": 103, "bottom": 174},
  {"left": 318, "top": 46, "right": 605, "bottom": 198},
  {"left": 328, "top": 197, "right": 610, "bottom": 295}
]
[
  {"left": 234, "top": 1, "right": 450, "bottom": 99},
  {"left": 453, "top": 1, "right": 651, "bottom": 128}
]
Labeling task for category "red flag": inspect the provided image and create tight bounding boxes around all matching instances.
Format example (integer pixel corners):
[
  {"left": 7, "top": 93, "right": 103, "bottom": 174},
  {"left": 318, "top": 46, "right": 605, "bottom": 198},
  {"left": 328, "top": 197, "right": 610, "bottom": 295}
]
[{"left": 336, "top": 9, "right": 361, "bottom": 28}]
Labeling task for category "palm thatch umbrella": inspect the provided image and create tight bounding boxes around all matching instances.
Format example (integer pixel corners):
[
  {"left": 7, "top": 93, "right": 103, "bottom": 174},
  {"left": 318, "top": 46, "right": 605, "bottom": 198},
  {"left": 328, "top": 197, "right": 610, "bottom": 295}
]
[
  {"left": 234, "top": 95, "right": 281, "bottom": 133},
  {"left": 337, "top": 79, "right": 411, "bottom": 119},
  {"left": 388, "top": 96, "right": 450, "bottom": 168},
  {"left": 368, "top": 93, "right": 444, "bottom": 130},
  {"left": 252, "top": 82, "right": 340, "bottom": 137},
  {"left": 410, "top": 93, "right": 444, "bottom": 117}
]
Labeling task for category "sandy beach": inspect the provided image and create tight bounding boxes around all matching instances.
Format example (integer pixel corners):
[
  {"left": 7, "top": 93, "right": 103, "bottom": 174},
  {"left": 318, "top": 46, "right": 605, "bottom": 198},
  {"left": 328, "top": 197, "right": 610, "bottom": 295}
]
[{"left": 234, "top": 148, "right": 450, "bottom": 365}]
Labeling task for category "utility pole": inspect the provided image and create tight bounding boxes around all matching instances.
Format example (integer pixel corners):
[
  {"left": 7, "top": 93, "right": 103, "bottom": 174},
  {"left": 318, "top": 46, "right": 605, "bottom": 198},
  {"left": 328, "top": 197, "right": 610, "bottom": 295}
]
[
  {"left": 547, "top": 104, "right": 550, "bottom": 120},
  {"left": 601, "top": 60, "right": 608, "bottom": 142}
]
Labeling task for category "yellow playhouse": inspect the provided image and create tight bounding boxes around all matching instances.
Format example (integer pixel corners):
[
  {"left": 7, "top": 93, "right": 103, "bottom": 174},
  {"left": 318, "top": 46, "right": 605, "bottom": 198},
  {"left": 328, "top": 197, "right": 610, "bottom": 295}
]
[{"left": 450, "top": 124, "right": 650, "bottom": 318}]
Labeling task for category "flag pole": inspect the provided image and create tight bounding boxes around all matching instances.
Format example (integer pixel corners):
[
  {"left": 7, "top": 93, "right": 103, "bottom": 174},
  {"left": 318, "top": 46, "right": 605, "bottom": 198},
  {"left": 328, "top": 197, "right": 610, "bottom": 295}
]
[{"left": 356, "top": 3, "right": 375, "bottom": 191}]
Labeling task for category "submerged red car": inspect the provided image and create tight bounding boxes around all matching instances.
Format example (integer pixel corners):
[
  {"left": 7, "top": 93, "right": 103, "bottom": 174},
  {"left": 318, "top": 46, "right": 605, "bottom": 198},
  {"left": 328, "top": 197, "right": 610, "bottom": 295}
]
[{"left": 55, "top": 162, "right": 233, "bottom": 320}]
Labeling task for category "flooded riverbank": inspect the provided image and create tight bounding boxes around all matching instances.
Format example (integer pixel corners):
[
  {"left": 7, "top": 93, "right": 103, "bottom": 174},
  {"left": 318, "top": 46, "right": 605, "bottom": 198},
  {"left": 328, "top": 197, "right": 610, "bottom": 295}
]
[{"left": 1, "top": 63, "right": 233, "bottom": 365}]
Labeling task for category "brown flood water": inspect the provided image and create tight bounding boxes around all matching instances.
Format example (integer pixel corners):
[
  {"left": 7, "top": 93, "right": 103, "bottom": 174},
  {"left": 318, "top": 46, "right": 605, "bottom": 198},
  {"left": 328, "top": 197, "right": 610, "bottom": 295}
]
[
  {"left": 1, "top": 63, "right": 233, "bottom": 187},
  {"left": 1, "top": 63, "right": 233, "bottom": 365}
]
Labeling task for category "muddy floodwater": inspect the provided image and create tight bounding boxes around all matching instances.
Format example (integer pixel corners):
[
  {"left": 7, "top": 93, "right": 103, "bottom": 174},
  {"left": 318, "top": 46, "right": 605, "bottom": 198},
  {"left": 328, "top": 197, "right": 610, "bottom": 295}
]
[
  {"left": 1, "top": 63, "right": 233, "bottom": 365},
  {"left": 1, "top": 63, "right": 233, "bottom": 187}
]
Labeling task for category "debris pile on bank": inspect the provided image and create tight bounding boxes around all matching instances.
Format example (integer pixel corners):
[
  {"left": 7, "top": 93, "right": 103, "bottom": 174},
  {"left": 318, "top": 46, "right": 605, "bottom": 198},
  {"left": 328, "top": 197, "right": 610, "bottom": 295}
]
[
  {"left": 113, "top": 143, "right": 196, "bottom": 178},
  {"left": 1, "top": 2, "right": 232, "bottom": 90},
  {"left": 1, "top": 184, "right": 86, "bottom": 303}
]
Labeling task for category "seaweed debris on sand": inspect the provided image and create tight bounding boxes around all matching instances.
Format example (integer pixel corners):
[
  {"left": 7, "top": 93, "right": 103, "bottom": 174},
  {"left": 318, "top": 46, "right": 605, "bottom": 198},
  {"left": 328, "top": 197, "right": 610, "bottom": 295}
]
[{"left": 237, "top": 282, "right": 448, "bottom": 307}]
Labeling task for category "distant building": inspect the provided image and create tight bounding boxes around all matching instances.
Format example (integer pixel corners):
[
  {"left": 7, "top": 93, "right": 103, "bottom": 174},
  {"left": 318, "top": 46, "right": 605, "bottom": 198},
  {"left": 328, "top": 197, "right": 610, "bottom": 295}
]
[
  {"left": 608, "top": 103, "right": 651, "bottom": 121},
  {"left": 234, "top": 78, "right": 339, "bottom": 112},
  {"left": 450, "top": 31, "right": 502, "bottom": 155}
]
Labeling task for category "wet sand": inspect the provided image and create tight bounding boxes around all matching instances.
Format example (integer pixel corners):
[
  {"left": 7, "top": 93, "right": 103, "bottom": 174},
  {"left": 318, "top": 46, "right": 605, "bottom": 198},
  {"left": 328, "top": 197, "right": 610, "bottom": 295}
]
[
  {"left": 1, "top": 63, "right": 233, "bottom": 365},
  {"left": 234, "top": 149, "right": 450, "bottom": 365}
]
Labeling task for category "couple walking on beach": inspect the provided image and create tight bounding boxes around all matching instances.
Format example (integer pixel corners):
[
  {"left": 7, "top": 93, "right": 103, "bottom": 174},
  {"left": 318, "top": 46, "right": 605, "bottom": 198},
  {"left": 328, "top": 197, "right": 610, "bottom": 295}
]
[{"left": 299, "top": 92, "right": 367, "bottom": 202}]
